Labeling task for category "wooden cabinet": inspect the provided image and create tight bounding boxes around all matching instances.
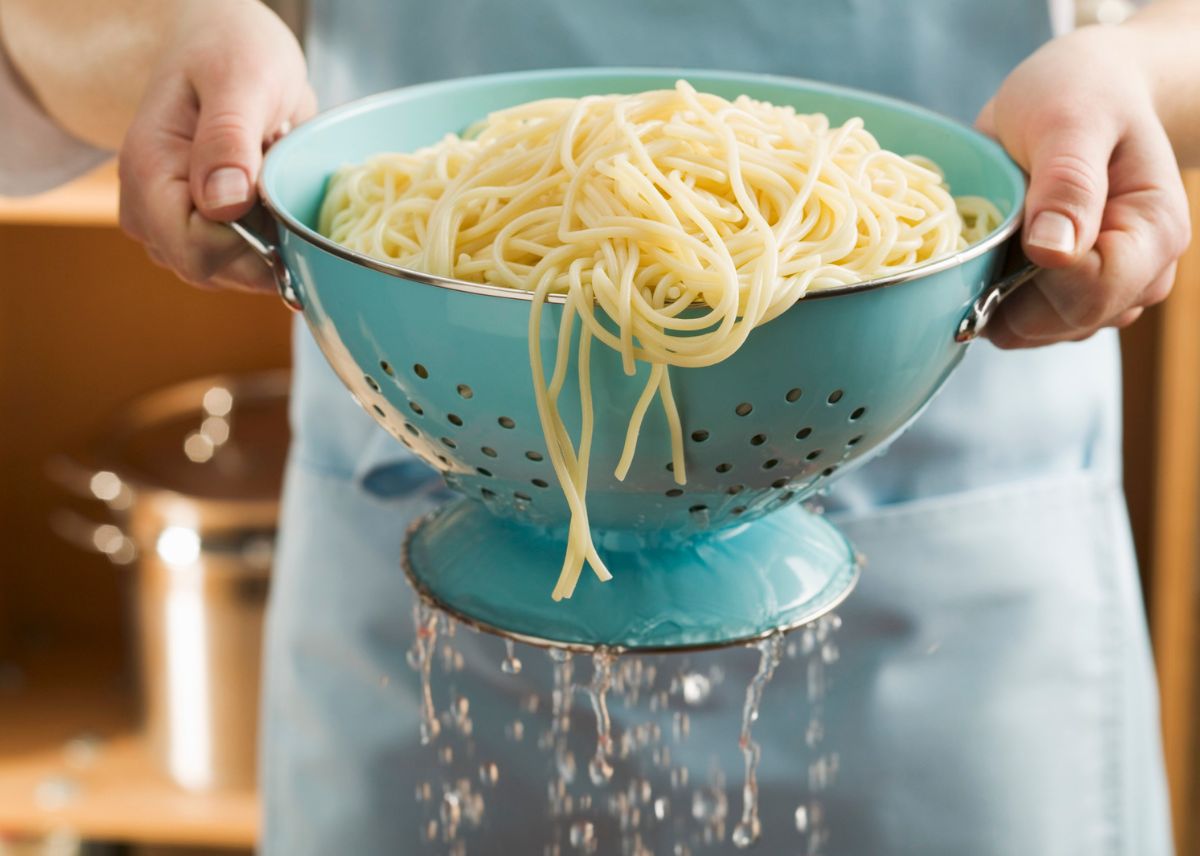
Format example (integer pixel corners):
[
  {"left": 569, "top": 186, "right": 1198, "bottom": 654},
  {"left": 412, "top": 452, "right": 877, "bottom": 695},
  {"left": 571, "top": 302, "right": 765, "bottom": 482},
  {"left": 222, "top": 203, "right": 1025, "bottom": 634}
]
[{"left": 0, "top": 162, "right": 286, "bottom": 848}]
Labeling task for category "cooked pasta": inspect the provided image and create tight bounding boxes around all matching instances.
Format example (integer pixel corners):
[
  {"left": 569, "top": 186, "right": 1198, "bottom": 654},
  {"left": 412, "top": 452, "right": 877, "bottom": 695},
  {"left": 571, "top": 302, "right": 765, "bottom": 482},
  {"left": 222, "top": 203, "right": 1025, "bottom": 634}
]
[{"left": 319, "top": 81, "right": 1001, "bottom": 600}]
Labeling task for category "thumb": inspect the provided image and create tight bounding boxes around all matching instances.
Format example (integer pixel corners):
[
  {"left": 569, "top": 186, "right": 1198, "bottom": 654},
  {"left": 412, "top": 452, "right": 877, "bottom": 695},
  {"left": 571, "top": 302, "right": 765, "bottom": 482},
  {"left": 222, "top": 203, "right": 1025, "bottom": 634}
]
[
  {"left": 189, "top": 79, "right": 273, "bottom": 222},
  {"left": 974, "top": 98, "right": 997, "bottom": 139},
  {"left": 1020, "top": 118, "right": 1114, "bottom": 268}
]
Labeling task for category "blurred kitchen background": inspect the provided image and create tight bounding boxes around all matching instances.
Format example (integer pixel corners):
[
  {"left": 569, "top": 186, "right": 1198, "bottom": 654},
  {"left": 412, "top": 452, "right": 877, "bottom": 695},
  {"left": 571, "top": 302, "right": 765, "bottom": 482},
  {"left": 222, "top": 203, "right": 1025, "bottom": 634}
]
[{"left": 2, "top": 4, "right": 1199, "bottom": 856}]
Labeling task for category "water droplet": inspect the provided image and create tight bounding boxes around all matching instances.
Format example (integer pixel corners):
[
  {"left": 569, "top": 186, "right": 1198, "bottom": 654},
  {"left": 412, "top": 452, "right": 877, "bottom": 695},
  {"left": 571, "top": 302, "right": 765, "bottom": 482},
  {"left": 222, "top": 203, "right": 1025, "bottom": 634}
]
[
  {"left": 506, "top": 719, "right": 525, "bottom": 742},
  {"left": 479, "top": 762, "right": 499, "bottom": 786},
  {"left": 672, "top": 711, "right": 690, "bottom": 742},
  {"left": 795, "top": 804, "right": 809, "bottom": 831},
  {"left": 568, "top": 820, "right": 595, "bottom": 850},
  {"left": 681, "top": 672, "right": 712, "bottom": 706},
  {"left": 588, "top": 756, "right": 614, "bottom": 785},
  {"left": 556, "top": 750, "right": 576, "bottom": 783},
  {"left": 440, "top": 790, "right": 462, "bottom": 835},
  {"left": 734, "top": 634, "right": 783, "bottom": 853},
  {"left": 805, "top": 717, "right": 824, "bottom": 748},
  {"left": 732, "top": 817, "right": 761, "bottom": 848},
  {"left": 654, "top": 796, "right": 669, "bottom": 820},
  {"left": 501, "top": 638, "right": 523, "bottom": 674}
]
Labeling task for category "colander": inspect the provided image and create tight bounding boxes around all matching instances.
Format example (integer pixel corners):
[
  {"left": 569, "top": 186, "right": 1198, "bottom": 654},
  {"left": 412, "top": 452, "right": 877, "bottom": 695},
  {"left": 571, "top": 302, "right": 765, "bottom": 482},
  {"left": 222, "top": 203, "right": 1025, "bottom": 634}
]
[{"left": 233, "top": 68, "right": 1032, "bottom": 652}]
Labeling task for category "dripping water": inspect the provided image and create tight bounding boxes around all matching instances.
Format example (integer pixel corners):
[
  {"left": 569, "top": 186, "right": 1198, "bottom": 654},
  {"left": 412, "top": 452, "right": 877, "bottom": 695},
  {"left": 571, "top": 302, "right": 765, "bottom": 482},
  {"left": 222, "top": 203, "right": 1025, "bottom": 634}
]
[
  {"left": 502, "top": 638, "right": 523, "bottom": 675},
  {"left": 409, "top": 601, "right": 441, "bottom": 745},
  {"left": 586, "top": 648, "right": 616, "bottom": 785},
  {"left": 732, "top": 632, "right": 784, "bottom": 849}
]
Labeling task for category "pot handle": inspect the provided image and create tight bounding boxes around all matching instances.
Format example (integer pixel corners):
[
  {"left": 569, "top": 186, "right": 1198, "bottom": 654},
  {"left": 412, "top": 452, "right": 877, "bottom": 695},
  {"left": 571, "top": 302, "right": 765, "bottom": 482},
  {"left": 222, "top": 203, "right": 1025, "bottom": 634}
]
[
  {"left": 955, "top": 247, "right": 1039, "bottom": 344},
  {"left": 229, "top": 207, "right": 304, "bottom": 313}
]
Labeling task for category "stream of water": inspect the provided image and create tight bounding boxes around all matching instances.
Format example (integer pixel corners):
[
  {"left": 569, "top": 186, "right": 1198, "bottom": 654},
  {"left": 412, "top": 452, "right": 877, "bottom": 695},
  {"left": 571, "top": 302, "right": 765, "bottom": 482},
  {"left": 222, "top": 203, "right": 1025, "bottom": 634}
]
[{"left": 406, "top": 607, "right": 841, "bottom": 854}]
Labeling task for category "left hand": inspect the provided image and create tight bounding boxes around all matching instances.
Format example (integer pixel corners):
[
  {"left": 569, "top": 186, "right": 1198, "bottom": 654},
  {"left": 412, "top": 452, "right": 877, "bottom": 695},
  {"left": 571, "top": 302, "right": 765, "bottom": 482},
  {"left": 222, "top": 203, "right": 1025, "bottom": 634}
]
[{"left": 977, "top": 24, "right": 1191, "bottom": 349}]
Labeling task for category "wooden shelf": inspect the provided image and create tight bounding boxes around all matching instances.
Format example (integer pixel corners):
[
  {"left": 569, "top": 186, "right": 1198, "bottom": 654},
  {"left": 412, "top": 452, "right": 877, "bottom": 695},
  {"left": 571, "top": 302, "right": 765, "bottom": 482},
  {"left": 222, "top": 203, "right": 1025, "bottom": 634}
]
[
  {"left": 0, "top": 160, "right": 119, "bottom": 227},
  {"left": 0, "top": 646, "right": 258, "bottom": 848}
]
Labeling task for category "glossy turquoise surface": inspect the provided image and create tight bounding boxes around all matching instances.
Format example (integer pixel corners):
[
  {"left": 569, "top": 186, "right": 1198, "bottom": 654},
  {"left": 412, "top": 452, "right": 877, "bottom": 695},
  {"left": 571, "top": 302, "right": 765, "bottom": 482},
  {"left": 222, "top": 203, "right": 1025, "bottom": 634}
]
[
  {"left": 406, "top": 498, "right": 858, "bottom": 650},
  {"left": 258, "top": 69, "right": 1025, "bottom": 647}
]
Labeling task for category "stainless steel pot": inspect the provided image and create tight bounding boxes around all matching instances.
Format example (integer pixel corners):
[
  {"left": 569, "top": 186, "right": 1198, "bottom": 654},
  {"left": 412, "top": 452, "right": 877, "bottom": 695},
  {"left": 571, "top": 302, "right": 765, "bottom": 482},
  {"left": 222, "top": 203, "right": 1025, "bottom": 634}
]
[{"left": 50, "top": 370, "right": 290, "bottom": 792}]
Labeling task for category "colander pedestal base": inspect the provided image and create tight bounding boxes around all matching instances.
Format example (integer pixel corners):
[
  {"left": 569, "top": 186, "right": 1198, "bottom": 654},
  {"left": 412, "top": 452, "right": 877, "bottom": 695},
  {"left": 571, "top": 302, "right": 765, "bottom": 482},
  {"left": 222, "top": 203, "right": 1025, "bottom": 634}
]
[{"left": 402, "top": 498, "right": 860, "bottom": 651}]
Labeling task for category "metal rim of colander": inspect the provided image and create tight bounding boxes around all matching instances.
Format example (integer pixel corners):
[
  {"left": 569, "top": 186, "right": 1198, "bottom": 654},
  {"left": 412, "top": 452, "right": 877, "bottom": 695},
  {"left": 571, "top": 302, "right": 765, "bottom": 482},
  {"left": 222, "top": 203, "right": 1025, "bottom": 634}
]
[
  {"left": 258, "top": 68, "right": 1026, "bottom": 307},
  {"left": 399, "top": 508, "right": 864, "bottom": 655}
]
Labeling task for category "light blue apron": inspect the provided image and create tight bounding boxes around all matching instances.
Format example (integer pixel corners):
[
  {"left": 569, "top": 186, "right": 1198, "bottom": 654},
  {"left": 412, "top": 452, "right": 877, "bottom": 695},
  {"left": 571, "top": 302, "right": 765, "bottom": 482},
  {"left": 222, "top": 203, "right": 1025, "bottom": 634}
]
[{"left": 262, "top": 2, "right": 1172, "bottom": 853}]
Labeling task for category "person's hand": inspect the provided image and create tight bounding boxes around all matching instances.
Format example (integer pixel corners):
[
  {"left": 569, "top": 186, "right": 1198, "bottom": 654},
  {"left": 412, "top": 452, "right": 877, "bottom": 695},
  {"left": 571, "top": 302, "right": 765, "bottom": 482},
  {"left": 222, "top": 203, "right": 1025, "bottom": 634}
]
[
  {"left": 977, "top": 24, "right": 1191, "bottom": 349},
  {"left": 118, "top": 0, "right": 316, "bottom": 293}
]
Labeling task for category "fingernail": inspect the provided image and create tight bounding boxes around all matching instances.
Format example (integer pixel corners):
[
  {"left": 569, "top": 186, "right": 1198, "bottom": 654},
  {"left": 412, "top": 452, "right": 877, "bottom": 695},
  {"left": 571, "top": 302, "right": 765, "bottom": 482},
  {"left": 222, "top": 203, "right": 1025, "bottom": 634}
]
[
  {"left": 204, "top": 167, "right": 250, "bottom": 209},
  {"left": 1027, "top": 211, "right": 1076, "bottom": 254}
]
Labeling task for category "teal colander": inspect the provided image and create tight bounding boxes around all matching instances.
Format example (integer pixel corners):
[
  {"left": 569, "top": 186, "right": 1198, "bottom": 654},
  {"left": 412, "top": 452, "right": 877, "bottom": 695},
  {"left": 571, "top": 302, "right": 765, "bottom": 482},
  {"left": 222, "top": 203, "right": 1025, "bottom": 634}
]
[{"left": 234, "top": 69, "right": 1032, "bottom": 652}]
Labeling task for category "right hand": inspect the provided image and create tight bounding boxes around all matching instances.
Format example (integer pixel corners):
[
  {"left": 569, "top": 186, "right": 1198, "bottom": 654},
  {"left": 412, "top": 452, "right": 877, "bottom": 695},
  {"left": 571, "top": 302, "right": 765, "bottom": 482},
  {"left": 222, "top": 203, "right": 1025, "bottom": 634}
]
[{"left": 118, "top": 0, "right": 316, "bottom": 293}]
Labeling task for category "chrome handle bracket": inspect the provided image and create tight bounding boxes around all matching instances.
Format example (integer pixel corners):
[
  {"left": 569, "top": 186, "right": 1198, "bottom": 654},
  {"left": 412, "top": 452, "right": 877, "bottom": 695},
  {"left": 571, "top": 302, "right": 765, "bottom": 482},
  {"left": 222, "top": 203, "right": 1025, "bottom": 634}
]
[
  {"left": 955, "top": 250, "right": 1039, "bottom": 343},
  {"left": 230, "top": 209, "right": 303, "bottom": 313}
]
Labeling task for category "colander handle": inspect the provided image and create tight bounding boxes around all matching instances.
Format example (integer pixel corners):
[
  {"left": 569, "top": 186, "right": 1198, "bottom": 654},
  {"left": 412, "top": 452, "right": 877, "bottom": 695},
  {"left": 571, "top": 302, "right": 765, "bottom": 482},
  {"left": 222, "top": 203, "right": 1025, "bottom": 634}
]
[
  {"left": 229, "top": 208, "right": 304, "bottom": 313},
  {"left": 955, "top": 256, "right": 1039, "bottom": 343}
]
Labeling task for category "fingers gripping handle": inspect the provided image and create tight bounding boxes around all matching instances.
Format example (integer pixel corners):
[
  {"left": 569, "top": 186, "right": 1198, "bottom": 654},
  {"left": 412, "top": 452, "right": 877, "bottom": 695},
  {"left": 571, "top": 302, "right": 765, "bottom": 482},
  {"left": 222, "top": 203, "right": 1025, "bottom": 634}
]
[
  {"left": 229, "top": 210, "right": 303, "bottom": 312},
  {"left": 955, "top": 254, "right": 1038, "bottom": 343}
]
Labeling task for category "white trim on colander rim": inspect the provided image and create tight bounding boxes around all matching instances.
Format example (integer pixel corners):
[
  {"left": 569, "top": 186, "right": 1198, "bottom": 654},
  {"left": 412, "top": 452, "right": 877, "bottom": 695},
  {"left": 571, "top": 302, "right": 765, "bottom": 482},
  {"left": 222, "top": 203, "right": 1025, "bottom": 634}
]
[{"left": 259, "top": 67, "right": 1027, "bottom": 305}]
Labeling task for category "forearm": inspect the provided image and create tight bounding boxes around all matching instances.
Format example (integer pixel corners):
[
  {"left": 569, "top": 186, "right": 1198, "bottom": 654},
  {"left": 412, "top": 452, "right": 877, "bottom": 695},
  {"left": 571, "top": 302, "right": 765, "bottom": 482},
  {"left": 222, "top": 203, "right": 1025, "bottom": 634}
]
[
  {"left": 1122, "top": 0, "right": 1200, "bottom": 166},
  {"left": 0, "top": 0, "right": 180, "bottom": 149}
]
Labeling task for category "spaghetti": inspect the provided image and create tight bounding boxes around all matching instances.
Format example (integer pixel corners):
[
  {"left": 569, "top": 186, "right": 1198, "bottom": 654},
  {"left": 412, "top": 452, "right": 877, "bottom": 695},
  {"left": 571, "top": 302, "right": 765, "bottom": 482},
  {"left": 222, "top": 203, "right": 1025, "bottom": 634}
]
[{"left": 319, "top": 81, "right": 1001, "bottom": 600}]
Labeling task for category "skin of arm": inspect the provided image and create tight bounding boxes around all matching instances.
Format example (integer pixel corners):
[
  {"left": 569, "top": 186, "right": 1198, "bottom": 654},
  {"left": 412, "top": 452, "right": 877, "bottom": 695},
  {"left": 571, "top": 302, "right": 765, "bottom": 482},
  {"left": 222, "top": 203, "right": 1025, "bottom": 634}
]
[{"left": 0, "top": 0, "right": 179, "bottom": 149}]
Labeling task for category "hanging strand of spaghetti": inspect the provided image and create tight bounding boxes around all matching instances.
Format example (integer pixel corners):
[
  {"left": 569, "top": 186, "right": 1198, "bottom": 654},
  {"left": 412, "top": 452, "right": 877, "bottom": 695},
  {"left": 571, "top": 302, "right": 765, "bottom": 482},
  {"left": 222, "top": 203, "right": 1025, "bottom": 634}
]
[{"left": 319, "top": 80, "right": 1003, "bottom": 598}]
